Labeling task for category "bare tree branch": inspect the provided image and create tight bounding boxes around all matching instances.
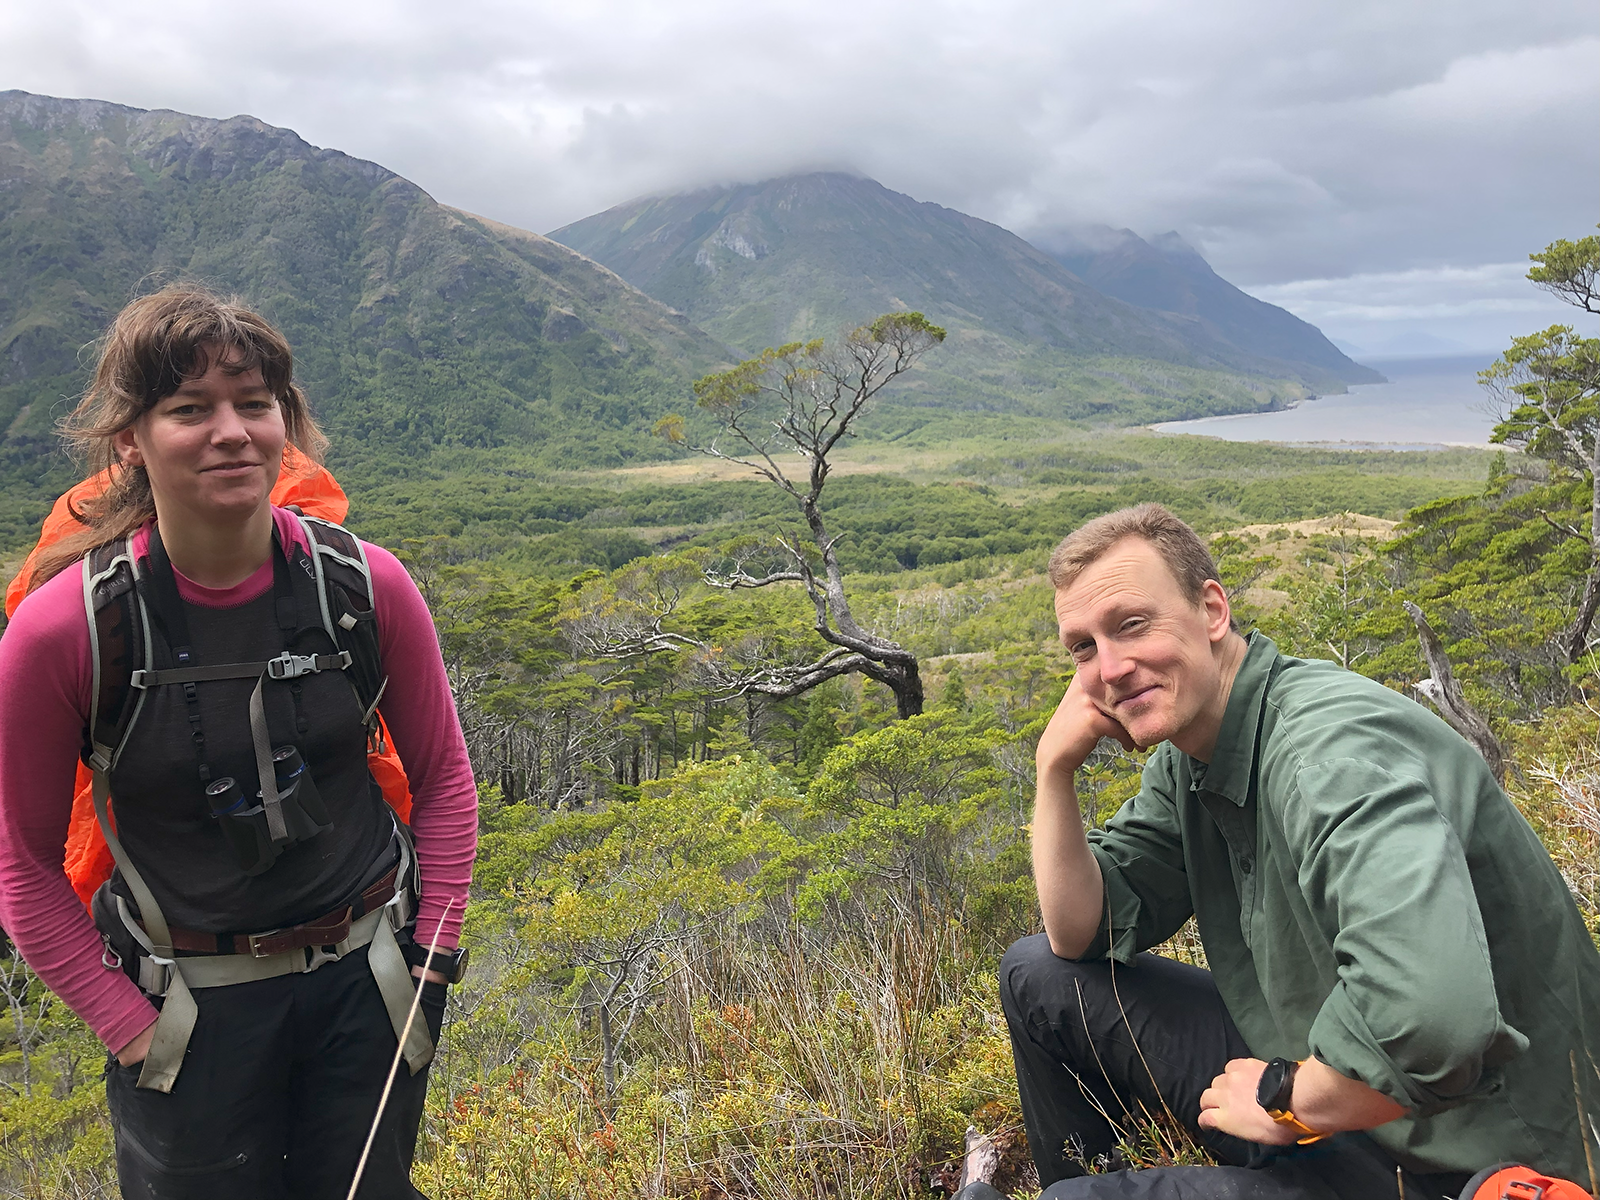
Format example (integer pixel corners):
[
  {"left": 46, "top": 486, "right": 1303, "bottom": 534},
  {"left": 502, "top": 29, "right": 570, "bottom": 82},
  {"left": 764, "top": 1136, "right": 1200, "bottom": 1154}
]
[{"left": 1404, "top": 601, "right": 1507, "bottom": 784}]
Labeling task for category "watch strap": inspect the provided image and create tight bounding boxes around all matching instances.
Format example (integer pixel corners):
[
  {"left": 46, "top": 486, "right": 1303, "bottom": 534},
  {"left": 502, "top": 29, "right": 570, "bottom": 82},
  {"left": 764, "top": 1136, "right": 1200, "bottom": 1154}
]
[
  {"left": 1258, "top": 1058, "right": 1328, "bottom": 1146},
  {"left": 1268, "top": 1109, "right": 1329, "bottom": 1145},
  {"left": 402, "top": 941, "right": 469, "bottom": 983}
]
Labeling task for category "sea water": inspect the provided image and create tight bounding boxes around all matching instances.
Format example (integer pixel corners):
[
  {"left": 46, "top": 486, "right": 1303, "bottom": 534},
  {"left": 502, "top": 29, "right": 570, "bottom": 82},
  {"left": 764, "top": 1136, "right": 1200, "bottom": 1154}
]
[{"left": 1152, "top": 355, "right": 1500, "bottom": 450}]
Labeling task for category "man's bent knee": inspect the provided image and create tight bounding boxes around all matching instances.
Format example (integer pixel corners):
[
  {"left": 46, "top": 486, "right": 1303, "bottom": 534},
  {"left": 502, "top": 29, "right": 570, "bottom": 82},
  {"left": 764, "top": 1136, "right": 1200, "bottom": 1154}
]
[{"left": 999, "top": 933, "right": 1114, "bottom": 1026}]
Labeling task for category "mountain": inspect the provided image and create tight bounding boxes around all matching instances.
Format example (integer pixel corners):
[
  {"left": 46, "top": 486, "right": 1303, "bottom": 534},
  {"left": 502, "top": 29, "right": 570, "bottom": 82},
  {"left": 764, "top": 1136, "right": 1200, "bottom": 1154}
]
[
  {"left": 1039, "top": 226, "right": 1381, "bottom": 383},
  {"left": 548, "top": 172, "right": 1377, "bottom": 407},
  {"left": 0, "top": 89, "right": 726, "bottom": 541}
]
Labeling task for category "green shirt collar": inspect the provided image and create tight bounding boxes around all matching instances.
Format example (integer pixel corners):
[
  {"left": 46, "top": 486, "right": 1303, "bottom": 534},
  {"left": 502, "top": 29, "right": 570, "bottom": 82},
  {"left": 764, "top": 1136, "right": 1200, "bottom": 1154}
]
[{"left": 1188, "top": 631, "right": 1280, "bottom": 807}]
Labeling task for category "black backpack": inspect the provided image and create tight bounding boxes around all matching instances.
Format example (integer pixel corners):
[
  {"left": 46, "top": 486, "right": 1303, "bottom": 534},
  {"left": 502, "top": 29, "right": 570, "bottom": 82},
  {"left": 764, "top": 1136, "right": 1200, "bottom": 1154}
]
[{"left": 81, "top": 512, "right": 388, "bottom": 786}]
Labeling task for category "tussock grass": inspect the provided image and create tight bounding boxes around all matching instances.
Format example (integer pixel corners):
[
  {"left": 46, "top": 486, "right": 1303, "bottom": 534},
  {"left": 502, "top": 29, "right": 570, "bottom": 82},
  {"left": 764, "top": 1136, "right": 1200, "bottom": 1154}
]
[{"left": 416, "top": 917, "right": 1024, "bottom": 1200}]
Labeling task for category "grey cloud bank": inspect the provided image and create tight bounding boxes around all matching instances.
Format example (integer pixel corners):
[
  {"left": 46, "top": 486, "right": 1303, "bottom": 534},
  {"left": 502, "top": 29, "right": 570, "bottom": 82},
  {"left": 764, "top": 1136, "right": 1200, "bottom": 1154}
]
[{"left": 1, "top": 0, "right": 1594, "bottom": 355}]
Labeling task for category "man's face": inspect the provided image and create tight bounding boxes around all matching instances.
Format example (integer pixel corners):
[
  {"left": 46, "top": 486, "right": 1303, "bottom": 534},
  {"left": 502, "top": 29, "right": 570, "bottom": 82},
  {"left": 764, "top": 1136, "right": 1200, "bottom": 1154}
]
[{"left": 1053, "top": 537, "right": 1230, "bottom": 751}]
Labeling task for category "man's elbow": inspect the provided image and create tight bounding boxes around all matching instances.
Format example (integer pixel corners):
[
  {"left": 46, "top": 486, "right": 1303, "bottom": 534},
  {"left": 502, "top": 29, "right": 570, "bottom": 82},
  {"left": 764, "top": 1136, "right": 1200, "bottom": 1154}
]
[{"left": 1043, "top": 923, "right": 1094, "bottom": 961}]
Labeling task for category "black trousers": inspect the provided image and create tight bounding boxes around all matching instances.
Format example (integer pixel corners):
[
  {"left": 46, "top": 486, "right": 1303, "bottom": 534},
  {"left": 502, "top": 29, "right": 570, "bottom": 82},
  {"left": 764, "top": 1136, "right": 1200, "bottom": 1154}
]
[
  {"left": 105, "top": 943, "right": 446, "bottom": 1199},
  {"left": 979, "top": 934, "right": 1474, "bottom": 1200}
]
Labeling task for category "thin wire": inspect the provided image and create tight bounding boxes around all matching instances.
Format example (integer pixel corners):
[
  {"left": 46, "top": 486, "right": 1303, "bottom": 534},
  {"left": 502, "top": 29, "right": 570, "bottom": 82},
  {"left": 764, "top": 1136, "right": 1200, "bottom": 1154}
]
[
  {"left": 1576, "top": 1049, "right": 1599, "bottom": 1198},
  {"left": 345, "top": 899, "right": 454, "bottom": 1200}
]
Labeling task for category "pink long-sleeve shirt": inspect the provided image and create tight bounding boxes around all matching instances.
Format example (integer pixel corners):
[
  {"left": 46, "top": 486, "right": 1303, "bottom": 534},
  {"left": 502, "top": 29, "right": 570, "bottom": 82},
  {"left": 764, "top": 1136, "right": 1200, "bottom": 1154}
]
[{"left": 0, "top": 508, "right": 477, "bottom": 1054}]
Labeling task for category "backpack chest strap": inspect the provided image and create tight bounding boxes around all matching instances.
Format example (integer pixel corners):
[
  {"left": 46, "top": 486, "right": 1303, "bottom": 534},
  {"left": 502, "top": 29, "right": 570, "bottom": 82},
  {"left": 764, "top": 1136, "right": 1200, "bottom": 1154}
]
[{"left": 129, "top": 651, "right": 351, "bottom": 689}]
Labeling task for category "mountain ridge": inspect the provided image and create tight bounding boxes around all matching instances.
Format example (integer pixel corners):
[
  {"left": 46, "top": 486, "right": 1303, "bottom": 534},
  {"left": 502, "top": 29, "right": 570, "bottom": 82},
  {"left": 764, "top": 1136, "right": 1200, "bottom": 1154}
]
[
  {"left": 0, "top": 89, "right": 729, "bottom": 541},
  {"left": 548, "top": 172, "right": 1378, "bottom": 393},
  {"left": 1038, "top": 224, "right": 1373, "bottom": 381}
]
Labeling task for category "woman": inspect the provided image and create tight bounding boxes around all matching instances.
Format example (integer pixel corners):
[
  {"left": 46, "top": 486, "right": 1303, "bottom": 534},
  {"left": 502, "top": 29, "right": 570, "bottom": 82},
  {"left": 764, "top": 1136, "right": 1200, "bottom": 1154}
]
[{"left": 0, "top": 287, "right": 478, "bottom": 1196}]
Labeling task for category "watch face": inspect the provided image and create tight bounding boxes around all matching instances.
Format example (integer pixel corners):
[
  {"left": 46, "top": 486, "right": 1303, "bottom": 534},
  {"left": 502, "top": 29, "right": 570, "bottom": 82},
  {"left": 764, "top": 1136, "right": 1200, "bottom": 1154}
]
[{"left": 1257, "top": 1058, "right": 1293, "bottom": 1112}]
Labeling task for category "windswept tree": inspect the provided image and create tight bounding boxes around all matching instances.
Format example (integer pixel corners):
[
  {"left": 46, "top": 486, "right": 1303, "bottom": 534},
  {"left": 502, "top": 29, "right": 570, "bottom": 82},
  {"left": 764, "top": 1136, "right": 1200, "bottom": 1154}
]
[
  {"left": 654, "top": 312, "right": 946, "bottom": 718},
  {"left": 1482, "top": 228, "right": 1600, "bottom": 660}
]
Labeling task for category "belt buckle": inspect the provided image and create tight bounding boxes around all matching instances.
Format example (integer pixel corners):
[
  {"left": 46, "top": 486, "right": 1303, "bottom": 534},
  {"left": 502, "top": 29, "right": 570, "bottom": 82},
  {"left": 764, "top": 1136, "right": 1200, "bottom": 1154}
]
[{"left": 246, "top": 929, "right": 286, "bottom": 958}]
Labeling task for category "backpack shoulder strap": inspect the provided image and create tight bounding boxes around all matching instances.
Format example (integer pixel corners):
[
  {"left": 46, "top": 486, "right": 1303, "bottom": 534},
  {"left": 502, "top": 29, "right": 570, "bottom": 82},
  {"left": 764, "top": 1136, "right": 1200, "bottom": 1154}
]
[
  {"left": 292, "top": 515, "right": 387, "bottom": 735},
  {"left": 81, "top": 537, "right": 150, "bottom": 775},
  {"left": 80, "top": 539, "right": 195, "bottom": 1083}
]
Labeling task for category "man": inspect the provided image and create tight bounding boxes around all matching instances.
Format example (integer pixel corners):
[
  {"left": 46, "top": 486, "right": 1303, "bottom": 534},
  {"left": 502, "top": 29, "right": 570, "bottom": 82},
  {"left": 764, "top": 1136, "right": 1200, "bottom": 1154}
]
[{"left": 965, "top": 503, "right": 1600, "bottom": 1200}]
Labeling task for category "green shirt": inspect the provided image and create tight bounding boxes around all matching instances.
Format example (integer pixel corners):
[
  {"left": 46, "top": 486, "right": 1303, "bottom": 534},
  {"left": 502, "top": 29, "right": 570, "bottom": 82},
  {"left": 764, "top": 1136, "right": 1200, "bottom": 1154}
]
[{"left": 1083, "top": 633, "right": 1600, "bottom": 1179}]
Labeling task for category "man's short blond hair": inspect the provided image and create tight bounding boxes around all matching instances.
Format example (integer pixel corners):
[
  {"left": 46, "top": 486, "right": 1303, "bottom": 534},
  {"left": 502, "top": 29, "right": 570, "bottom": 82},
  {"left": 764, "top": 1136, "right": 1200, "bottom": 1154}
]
[{"left": 1047, "top": 503, "right": 1222, "bottom": 604}]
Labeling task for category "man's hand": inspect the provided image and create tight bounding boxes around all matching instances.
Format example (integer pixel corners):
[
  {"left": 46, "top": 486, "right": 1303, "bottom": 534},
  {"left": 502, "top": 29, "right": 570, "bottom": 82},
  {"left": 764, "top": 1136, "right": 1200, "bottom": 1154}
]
[
  {"left": 1198, "top": 1057, "right": 1300, "bottom": 1144},
  {"left": 1198, "top": 1056, "right": 1408, "bottom": 1143},
  {"left": 115, "top": 1018, "right": 159, "bottom": 1068},
  {"left": 1036, "top": 668, "right": 1136, "bottom": 779}
]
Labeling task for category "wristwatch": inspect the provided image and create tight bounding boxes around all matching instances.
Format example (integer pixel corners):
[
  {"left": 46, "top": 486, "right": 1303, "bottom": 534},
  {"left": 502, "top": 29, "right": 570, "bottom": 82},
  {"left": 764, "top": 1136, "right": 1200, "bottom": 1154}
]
[
  {"left": 1256, "top": 1058, "right": 1328, "bottom": 1145},
  {"left": 402, "top": 941, "right": 470, "bottom": 984}
]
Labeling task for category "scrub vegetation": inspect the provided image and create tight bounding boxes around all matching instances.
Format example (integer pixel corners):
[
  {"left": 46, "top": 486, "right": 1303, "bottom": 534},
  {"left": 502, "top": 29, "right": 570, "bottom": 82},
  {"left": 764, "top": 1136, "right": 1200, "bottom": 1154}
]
[{"left": 1, "top": 239, "right": 1598, "bottom": 1198}]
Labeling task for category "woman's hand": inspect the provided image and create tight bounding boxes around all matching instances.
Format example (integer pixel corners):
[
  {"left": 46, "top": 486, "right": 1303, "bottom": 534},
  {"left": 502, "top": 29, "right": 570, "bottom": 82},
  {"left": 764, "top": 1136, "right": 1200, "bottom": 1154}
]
[
  {"left": 410, "top": 965, "right": 449, "bottom": 985},
  {"left": 116, "top": 1019, "right": 159, "bottom": 1068}
]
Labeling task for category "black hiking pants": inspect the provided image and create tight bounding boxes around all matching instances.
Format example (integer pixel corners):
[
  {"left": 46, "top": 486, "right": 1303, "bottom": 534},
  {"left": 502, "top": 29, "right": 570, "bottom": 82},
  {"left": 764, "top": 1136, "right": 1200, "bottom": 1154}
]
[
  {"left": 967, "top": 934, "right": 1475, "bottom": 1200},
  {"left": 105, "top": 942, "right": 445, "bottom": 1199}
]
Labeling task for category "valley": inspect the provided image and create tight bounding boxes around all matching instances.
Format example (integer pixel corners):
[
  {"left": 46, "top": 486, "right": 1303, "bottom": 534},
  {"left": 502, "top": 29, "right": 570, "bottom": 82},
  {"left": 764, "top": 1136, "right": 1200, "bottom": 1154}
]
[{"left": 1, "top": 87, "right": 1596, "bottom": 1200}]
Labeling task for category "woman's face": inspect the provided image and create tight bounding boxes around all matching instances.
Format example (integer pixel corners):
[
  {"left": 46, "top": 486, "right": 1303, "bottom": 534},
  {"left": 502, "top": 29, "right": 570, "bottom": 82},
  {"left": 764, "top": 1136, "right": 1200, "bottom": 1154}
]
[{"left": 113, "top": 346, "right": 286, "bottom": 527}]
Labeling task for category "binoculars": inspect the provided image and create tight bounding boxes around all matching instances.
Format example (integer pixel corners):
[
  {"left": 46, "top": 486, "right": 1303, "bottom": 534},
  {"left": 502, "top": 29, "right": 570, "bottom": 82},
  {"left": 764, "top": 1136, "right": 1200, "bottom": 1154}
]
[{"left": 205, "top": 746, "right": 333, "bottom": 876}]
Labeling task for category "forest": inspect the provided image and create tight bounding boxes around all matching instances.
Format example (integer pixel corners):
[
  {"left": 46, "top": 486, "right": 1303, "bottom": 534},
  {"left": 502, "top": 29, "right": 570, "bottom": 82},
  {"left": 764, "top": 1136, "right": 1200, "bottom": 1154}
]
[{"left": 0, "top": 237, "right": 1596, "bottom": 1198}]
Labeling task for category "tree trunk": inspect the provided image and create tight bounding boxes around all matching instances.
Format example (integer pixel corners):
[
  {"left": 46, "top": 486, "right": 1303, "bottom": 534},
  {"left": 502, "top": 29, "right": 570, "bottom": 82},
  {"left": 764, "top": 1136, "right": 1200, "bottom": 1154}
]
[
  {"left": 1568, "top": 560, "right": 1600, "bottom": 663},
  {"left": 1567, "top": 432, "right": 1600, "bottom": 662},
  {"left": 599, "top": 998, "right": 616, "bottom": 1100},
  {"left": 1403, "top": 601, "right": 1507, "bottom": 784},
  {"left": 892, "top": 664, "right": 925, "bottom": 719}
]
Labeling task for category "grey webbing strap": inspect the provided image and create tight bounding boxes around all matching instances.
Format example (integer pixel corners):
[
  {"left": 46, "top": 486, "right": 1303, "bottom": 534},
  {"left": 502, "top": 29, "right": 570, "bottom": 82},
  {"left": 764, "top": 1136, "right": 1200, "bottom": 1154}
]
[
  {"left": 107, "top": 875, "right": 428, "bottom": 1086},
  {"left": 243, "top": 651, "right": 353, "bottom": 844},
  {"left": 119, "top": 901, "right": 394, "bottom": 989},
  {"left": 138, "top": 972, "right": 199, "bottom": 1094},
  {"left": 368, "top": 903, "right": 435, "bottom": 1075},
  {"left": 248, "top": 671, "right": 289, "bottom": 842},
  {"left": 90, "top": 767, "right": 172, "bottom": 958},
  {"left": 90, "top": 765, "right": 196, "bottom": 1093}
]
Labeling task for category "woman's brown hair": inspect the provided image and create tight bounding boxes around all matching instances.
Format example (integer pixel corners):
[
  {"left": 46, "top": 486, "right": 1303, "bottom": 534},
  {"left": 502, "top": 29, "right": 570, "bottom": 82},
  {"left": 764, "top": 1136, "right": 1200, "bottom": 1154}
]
[{"left": 27, "top": 285, "right": 328, "bottom": 592}]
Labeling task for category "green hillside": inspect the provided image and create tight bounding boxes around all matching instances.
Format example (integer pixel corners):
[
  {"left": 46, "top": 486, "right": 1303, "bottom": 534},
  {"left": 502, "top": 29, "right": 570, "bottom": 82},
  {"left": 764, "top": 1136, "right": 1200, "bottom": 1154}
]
[
  {"left": 548, "top": 172, "right": 1373, "bottom": 409},
  {"left": 0, "top": 90, "right": 727, "bottom": 543}
]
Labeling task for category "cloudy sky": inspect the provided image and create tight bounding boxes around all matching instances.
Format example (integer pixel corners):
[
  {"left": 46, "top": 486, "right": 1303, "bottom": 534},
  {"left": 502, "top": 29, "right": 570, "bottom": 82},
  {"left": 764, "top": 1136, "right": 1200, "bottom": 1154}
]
[{"left": 3, "top": 0, "right": 1595, "bottom": 354}]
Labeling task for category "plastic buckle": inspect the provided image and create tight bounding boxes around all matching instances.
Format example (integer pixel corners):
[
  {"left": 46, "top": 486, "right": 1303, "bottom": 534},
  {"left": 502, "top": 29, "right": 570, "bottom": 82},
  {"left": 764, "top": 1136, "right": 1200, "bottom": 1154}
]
[
  {"left": 266, "top": 653, "right": 321, "bottom": 681},
  {"left": 305, "top": 941, "right": 348, "bottom": 972},
  {"left": 129, "top": 669, "right": 152, "bottom": 689},
  {"left": 1504, "top": 1184, "right": 1545, "bottom": 1200}
]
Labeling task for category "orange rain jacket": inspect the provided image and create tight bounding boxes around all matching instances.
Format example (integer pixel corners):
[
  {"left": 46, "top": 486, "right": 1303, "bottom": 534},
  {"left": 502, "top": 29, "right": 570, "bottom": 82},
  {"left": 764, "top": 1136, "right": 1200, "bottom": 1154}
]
[{"left": 3, "top": 447, "right": 413, "bottom": 908}]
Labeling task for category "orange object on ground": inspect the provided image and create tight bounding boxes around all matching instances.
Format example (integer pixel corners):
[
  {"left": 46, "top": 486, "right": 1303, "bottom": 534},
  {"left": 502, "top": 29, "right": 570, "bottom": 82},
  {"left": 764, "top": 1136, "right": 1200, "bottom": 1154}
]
[
  {"left": 1463, "top": 1164, "right": 1595, "bottom": 1200},
  {"left": 4, "top": 447, "right": 413, "bottom": 909}
]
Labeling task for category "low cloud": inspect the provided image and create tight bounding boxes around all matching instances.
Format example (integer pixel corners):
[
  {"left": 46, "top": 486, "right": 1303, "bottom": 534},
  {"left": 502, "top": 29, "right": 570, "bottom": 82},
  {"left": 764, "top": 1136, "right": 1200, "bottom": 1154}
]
[
  {"left": 1250, "top": 264, "right": 1587, "bottom": 356},
  {"left": 1, "top": 0, "right": 1594, "bottom": 349}
]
